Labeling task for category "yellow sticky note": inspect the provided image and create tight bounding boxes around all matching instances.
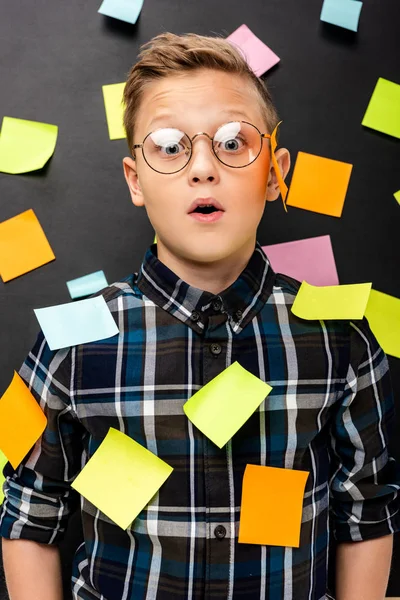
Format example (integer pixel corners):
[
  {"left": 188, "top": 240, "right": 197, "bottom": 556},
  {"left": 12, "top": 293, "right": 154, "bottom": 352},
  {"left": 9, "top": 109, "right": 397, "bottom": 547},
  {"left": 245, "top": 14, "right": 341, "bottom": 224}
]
[
  {"left": 238, "top": 464, "right": 309, "bottom": 547},
  {"left": 71, "top": 428, "right": 173, "bottom": 529},
  {"left": 292, "top": 281, "right": 372, "bottom": 320},
  {"left": 183, "top": 362, "right": 272, "bottom": 448},
  {"left": 394, "top": 190, "right": 400, "bottom": 205},
  {"left": 102, "top": 82, "right": 126, "bottom": 140},
  {"left": 365, "top": 289, "right": 400, "bottom": 359},
  {"left": 286, "top": 151, "right": 353, "bottom": 217},
  {"left": 0, "top": 209, "right": 55, "bottom": 282},
  {"left": 0, "top": 372, "right": 47, "bottom": 469},
  {"left": 0, "top": 449, "right": 8, "bottom": 504},
  {"left": 0, "top": 116, "right": 58, "bottom": 174},
  {"left": 362, "top": 78, "right": 400, "bottom": 139}
]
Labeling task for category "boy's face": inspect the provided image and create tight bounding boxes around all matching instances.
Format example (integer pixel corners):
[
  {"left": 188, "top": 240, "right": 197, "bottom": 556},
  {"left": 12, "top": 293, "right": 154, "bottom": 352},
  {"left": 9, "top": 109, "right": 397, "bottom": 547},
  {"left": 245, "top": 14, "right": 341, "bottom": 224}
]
[{"left": 123, "top": 69, "right": 290, "bottom": 267}]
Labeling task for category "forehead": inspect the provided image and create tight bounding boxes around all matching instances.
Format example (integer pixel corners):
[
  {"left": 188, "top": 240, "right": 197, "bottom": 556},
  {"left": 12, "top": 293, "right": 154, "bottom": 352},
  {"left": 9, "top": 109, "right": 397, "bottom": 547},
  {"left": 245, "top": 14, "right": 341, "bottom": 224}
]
[{"left": 137, "top": 69, "right": 265, "bottom": 134}]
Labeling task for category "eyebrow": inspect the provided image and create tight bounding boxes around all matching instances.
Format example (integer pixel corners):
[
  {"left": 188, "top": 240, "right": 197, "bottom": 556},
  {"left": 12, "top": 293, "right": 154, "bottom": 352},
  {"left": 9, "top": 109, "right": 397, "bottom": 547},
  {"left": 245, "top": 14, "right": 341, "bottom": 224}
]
[{"left": 147, "top": 109, "right": 252, "bottom": 131}]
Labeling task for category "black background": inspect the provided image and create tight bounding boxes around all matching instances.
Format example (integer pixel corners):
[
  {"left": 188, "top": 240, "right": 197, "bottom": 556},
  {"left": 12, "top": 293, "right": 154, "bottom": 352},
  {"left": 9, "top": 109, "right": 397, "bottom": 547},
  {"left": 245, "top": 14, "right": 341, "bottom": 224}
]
[{"left": 0, "top": 0, "right": 399, "bottom": 597}]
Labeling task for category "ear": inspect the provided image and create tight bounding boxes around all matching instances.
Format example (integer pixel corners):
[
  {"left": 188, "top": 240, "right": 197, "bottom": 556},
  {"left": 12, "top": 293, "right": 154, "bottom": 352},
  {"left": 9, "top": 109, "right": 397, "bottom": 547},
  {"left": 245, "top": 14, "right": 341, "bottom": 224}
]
[
  {"left": 266, "top": 148, "right": 291, "bottom": 202},
  {"left": 123, "top": 157, "right": 145, "bottom": 207}
]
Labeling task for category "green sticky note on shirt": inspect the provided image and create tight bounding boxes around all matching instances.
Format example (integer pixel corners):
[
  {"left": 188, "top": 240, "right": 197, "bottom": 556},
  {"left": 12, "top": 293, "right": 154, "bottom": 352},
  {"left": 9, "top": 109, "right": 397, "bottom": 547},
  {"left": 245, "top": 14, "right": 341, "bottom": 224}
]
[
  {"left": 102, "top": 82, "right": 126, "bottom": 140},
  {"left": 72, "top": 428, "right": 173, "bottom": 529},
  {"left": 365, "top": 289, "right": 400, "bottom": 359},
  {"left": 362, "top": 78, "right": 400, "bottom": 139},
  {"left": 183, "top": 362, "right": 272, "bottom": 448},
  {"left": 291, "top": 281, "right": 372, "bottom": 320},
  {"left": 0, "top": 117, "right": 58, "bottom": 174}
]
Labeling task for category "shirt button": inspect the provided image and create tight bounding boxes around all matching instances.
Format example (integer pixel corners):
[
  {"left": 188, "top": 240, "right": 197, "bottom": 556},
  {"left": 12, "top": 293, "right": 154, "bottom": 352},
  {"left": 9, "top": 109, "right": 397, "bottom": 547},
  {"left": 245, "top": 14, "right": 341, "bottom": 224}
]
[
  {"left": 214, "top": 525, "right": 226, "bottom": 540},
  {"left": 190, "top": 311, "right": 200, "bottom": 322},
  {"left": 235, "top": 309, "right": 243, "bottom": 321},
  {"left": 212, "top": 300, "right": 222, "bottom": 311},
  {"left": 209, "top": 343, "right": 222, "bottom": 356}
]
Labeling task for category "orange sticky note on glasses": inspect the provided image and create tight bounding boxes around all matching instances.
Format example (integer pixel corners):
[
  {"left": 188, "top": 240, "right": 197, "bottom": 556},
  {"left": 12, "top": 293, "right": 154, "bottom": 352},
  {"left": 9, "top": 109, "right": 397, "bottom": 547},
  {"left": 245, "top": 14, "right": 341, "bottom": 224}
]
[
  {"left": 0, "top": 372, "right": 47, "bottom": 469},
  {"left": 0, "top": 209, "right": 55, "bottom": 282},
  {"left": 239, "top": 464, "right": 309, "bottom": 547},
  {"left": 286, "top": 152, "right": 353, "bottom": 217}
]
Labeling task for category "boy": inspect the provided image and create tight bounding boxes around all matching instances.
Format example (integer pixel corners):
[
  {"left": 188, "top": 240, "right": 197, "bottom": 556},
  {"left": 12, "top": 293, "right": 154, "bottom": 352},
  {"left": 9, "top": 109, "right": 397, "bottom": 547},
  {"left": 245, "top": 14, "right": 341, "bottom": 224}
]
[{"left": 1, "top": 32, "right": 399, "bottom": 600}]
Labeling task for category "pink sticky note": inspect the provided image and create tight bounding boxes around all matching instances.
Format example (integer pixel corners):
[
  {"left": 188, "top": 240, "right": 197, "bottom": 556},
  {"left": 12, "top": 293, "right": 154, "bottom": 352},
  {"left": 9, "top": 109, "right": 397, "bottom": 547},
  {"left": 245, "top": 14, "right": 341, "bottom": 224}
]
[
  {"left": 226, "top": 25, "right": 280, "bottom": 77},
  {"left": 262, "top": 235, "right": 339, "bottom": 287}
]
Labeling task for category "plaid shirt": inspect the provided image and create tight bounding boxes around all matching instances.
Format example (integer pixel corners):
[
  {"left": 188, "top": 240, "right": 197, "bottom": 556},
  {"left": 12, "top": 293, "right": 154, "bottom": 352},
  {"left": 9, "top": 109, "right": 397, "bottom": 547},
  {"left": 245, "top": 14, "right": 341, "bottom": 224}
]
[{"left": 1, "top": 242, "right": 399, "bottom": 600}]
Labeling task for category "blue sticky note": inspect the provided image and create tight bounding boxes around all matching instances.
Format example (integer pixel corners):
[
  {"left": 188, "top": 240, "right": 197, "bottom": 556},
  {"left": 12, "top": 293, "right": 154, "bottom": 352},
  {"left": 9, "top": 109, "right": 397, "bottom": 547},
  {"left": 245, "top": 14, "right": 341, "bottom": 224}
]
[
  {"left": 98, "top": 0, "right": 144, "bottom": 24},
  {"left": 34, "top": 296, "right": 119, "bottom": 350},
  {"left": 320, "top": 0, "right": 363, "bottom": 32},
  {"left": 67, "top": 270, "right": 108, "bottom": 300}
]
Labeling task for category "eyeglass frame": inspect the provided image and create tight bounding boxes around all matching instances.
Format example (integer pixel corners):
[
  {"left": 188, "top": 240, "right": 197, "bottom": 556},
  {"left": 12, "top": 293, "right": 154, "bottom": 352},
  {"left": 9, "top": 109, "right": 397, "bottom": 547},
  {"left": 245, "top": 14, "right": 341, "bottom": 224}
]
[{"left": 132, "top": 120, "right": 274, "bottom": 175}]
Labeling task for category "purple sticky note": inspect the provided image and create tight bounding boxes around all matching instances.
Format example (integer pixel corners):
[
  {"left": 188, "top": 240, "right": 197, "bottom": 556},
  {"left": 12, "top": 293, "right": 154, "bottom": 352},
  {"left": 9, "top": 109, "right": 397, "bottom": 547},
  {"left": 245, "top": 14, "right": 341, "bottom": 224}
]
[
  {"left": 262, "top": 235, "right": 339, "bottom": 287},
  {"left": 226, "top": 24, "right": 280, "bottom": 77}
]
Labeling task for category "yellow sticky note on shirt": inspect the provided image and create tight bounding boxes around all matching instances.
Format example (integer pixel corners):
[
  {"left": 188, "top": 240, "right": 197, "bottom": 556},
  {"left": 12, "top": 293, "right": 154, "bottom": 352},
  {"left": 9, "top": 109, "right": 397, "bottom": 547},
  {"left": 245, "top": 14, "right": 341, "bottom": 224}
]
[
  {"left": 102, "top": 82, "right": 126, "bottom": 140},
  {"left": 183, "top": 362, "right": 272, "bottom": 448},
  {"left": 0, "top": 372, "right": 47, "bottom": 469},
  {"left": 0, "top": 209, "right": 55, "bottom": 282},
  {"left": 365, "top": 289, "right": 400, "bottom": 359},
  {"left": 71, "top": 428, "right": 173, "bottom": 530},
  {"left": 0, "top": 116, "right": 58, "bottom": 174},
  {"left": 0, "top": 449, "right": 9, "bottom": 504},
  {"left": 286, "top": 151, "right": 353, "bottom": 217},
  {"left": 362, "top": 78, "right": 400, "bottom": 139},
  {"left": 239, "top": 464, "right": 309, "bottom": 547},
  {"left": 292, "top": 281, "right": 372, "bottom": 320}
]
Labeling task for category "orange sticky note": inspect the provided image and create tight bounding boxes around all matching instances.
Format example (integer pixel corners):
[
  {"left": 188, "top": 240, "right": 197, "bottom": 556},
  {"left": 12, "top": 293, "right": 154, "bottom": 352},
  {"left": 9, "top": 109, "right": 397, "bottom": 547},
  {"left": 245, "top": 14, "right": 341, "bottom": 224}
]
[
  {"left": 238, "top": 464, "right": 309, "bottom": 547},
  {"left": 0, "top": 372, "right": 47, "bottom": 469},
  {"left": 0, "top": 209, "right": 55, "bottom": 282},
  {"left": 286, "top": 151, "right": 353, "bottom": 217}
]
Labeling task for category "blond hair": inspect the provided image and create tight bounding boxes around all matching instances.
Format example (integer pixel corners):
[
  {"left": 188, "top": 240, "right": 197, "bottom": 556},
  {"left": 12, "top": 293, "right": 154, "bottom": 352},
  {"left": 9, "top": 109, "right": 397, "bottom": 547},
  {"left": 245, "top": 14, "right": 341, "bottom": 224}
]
[{"left": 123, "top": 32, "right": 279, "bottom": 151}]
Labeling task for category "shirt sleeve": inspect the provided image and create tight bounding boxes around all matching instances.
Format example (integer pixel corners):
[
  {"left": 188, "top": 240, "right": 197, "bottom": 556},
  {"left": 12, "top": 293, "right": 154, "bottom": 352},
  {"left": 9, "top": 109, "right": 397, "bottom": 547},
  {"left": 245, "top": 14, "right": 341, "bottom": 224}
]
[
  {"left": 328, "top": 317, "right": 400, "bottom": 543},
  {"left": 0, "top": 331, "right": 86, "bottom": 545}
]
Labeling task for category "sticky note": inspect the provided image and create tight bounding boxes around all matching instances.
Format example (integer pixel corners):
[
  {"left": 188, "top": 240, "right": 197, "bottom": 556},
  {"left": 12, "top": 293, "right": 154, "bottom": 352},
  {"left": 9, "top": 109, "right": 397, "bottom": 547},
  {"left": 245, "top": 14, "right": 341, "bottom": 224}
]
[
  {"left": 365, "top": 289, "right": 400, "bottom": 359},
  {"left": 362, "top": 78, "right": 400, "bottom": 139},
  {"left": 239, "top": 464, "right": 309, "bottom": 547},
  {"left": 72, "top": 427, "right": 173, "bottom": 529},
  {"left": 0, "top": 372, "right": 47, "bottom": 469},
  {"left": 0, "top": 209, "right": 55, "bottom": 282},
  {"left": 102, "top": 82, "right": 126, "bottom": 140},
  {"left": 286, "top": 151, "right": 353, "bottom": 217},
  {"left": 0, "top": 449, "right": 8, "bottom": 503},
  {"left": 34, "top": 296, "right": 119, "bottom": 350},
  {"left": 320, "top": 0, "right": 363, "bottom": 32},
  {"left": 394, "top": 191, "right": 400, "bottom": 205},
  {"left": 67, "top": 270, "right": 108, "bottom": 299},
  {"left": 0, "top": 116, "right": 58, "bottom": 174},
  {"left": 262, "top": 235, "right": 339, "bottom": 287},
  {"left": 292, "top": 281, "right": 372, "bottom": 320},
  {"left": 98, "top": 0, "right": 144, "bottom": 25},
  {"left": 226, "top": 25, "right": 280, "bottom": 77},
  {"left": 183, "top": 362, "right": 272, "bottom": 448}
]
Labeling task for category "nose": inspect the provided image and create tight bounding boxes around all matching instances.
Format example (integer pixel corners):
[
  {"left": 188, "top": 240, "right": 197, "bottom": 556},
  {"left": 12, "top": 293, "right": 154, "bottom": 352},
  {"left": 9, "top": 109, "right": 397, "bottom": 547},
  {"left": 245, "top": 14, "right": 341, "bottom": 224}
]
[{"left": 187, "top": 132, "right": 220, "bottom": 183}]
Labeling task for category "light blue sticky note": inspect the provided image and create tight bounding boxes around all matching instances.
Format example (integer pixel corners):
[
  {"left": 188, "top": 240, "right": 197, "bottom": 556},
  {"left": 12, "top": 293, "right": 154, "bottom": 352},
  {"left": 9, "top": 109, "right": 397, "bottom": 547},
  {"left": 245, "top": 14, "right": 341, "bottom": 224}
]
[
  {"left": 34, "top": 296, "right": 119, "bottom": 350},
  {"left": 98, "top": 0, "right": 144, "bottom": 24},
  {"left": 67, "top": 270, "right": 108, "bottom": 300},
  {"left": 320, "top": 0, "right": 363, "bottom": 32}
]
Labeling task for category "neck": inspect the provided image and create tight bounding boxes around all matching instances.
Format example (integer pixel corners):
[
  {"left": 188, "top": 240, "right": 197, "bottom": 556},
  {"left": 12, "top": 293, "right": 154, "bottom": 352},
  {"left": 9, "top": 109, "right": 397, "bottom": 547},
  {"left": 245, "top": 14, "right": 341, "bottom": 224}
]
[{"left": 156, "top": 239, "right": 256, "bottom": 295}]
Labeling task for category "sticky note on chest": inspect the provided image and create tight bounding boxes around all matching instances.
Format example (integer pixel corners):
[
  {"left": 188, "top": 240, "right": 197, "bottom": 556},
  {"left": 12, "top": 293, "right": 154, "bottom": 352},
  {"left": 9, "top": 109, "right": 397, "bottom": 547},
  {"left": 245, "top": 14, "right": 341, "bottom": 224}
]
[
  {"left": 239, "top": 464, "right": 309, "bottom": 547},
  {"left": 183, "top": 361, "right": 272, "bottom": 448}
]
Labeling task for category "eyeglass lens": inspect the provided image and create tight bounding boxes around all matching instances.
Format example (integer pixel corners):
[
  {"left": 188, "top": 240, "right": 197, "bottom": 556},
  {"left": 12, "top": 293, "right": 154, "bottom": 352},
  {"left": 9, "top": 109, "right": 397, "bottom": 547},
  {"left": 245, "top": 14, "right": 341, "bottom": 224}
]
[{"left": 142, "top": 121, "right": 263, "bottom": 174}]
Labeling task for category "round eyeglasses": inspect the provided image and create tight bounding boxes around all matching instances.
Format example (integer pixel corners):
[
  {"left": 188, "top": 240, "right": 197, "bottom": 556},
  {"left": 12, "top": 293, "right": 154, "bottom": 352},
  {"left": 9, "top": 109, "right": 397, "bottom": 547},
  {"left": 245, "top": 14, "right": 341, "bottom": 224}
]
[{"left": 133, "top": 120, "right": 272, "bottom": 175}]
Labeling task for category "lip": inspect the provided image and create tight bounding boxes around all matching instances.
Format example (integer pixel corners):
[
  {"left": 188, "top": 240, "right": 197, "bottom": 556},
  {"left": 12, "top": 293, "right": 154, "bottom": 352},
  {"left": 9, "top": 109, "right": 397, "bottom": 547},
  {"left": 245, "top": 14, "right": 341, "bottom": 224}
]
[
  {"left": 189, "top": 210, "right": 224, "bottom": 223},
  {"left": 187, "top": 197, "right": 225, "bottom": 214}
]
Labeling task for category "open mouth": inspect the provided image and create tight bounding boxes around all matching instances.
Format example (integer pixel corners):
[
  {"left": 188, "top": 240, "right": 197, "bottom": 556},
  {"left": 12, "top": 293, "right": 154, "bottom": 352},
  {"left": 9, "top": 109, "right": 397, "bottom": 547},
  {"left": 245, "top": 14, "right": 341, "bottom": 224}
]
[{"left": 192, "top": 205, "right": 219, "bottom": 214}]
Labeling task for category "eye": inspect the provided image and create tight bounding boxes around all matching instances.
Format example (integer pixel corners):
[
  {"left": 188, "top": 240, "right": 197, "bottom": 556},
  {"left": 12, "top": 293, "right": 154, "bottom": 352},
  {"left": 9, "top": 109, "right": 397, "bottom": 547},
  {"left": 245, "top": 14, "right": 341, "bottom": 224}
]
[
  {"left": 221, "top": 137, "right": 244, "bottom": 152},
  {"left": 158, "top": 142, "right": 185, "bottom": 156}
]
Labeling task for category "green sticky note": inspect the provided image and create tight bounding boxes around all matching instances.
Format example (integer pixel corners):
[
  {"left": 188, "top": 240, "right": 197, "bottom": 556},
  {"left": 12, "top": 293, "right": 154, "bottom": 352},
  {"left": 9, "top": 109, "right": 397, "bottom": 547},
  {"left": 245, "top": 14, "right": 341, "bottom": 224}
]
[
  {"left": 71, "top": 428, "right": 173, "bottom": 529},
  {"left": 365, "top": 289, "right": 400, "bottom": 359},
  {"left": 183, "top": 362, "right": 272, "bottom": 448},
  {"left": 291, "top": 281, "right": 372, "bottom": 320},
  {"left": 0, "top": 449, "right": 8, "bottom": 504},
  {"left": 394, "top": 190, "right": 400, "bottom": 205},
  {"left": 362, "top": 78, "right": 400, "bottom": 139},
  {"left": 102, "top": 82, "right": 126, "bottom": 140},
  {"left": 0, "top": 117, "right": 58, "bottom": 174}
]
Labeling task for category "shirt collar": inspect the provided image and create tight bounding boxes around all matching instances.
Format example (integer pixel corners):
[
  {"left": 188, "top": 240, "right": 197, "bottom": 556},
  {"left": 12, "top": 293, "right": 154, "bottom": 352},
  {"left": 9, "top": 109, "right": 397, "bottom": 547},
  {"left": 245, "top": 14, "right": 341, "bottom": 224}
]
[{"left": 136, "top": 242, "right": 275, "bottom": 335}]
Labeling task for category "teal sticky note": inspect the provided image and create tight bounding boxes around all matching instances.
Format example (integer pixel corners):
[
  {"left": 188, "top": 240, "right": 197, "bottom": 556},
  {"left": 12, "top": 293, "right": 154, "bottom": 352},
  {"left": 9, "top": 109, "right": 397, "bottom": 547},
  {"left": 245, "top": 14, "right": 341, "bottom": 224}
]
[
  {"left": 320, "top": 0, "right": 363, "bottom": 32},
  {"left": 34, "top": 296, "right": 119, "bottom": 350},
  {"left": 67, "top": 270, "right": 108, "bottom": 299},
  {"left": 98, "top": 0, "right": 144, "bottom": 24}
]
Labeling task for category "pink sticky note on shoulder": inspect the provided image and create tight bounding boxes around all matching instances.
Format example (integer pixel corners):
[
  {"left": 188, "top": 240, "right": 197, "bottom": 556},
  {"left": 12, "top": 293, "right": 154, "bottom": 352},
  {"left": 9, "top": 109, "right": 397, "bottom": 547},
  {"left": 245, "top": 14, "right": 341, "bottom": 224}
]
[
  {"left": 227, "top": 24, "right": 280, "bottom": 76},
  {"left": 262, "top": 235, "right": 339, "bottom": 287}
]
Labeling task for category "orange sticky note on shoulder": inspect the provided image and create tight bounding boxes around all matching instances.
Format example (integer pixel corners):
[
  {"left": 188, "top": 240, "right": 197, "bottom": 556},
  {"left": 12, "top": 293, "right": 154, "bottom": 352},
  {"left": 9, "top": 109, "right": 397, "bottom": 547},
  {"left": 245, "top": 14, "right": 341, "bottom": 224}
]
[
  {"left": 286, "top": 151, "right": 353, "bottom": 217},
  {"left": 239, "top": 464, "right": 309, "bottom": 547},
  {"left": 0, "top": 372, "right": 47, "bottom": 469},
  {"left": 0, "top": 209, "right": 55, "bottom": 282}
]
